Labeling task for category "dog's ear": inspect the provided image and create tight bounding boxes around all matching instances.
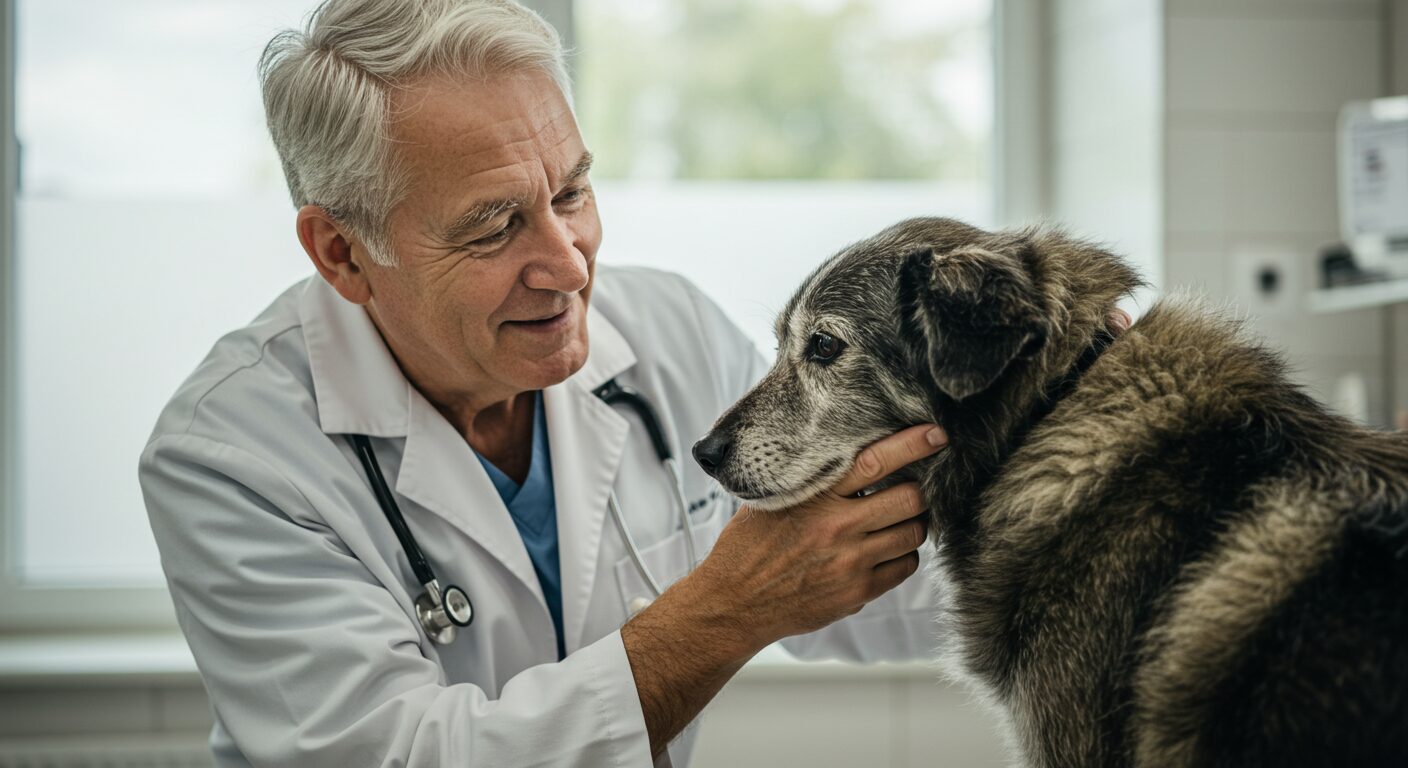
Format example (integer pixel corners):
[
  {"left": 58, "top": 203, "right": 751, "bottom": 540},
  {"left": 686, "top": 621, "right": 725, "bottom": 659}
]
[{"left": 899, "top": 245, "right": 1048, "bottom": 401}]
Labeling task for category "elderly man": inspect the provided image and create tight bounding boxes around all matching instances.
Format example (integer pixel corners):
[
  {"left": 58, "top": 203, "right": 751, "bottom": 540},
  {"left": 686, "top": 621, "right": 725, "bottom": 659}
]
[{"left": 139, "top": 1, "right": 953, "bottom": 766}]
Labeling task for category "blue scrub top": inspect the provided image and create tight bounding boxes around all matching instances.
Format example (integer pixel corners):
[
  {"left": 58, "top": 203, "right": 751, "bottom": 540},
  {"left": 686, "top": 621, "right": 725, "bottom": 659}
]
[{"left": 473, "top": 391, "right": 565, "bottom": 660}]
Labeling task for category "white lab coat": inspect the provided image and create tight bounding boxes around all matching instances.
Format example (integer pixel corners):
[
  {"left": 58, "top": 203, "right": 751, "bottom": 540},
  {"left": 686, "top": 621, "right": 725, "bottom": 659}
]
[{"left": 139, "top": 266, "right": 942, "bottom": 768}]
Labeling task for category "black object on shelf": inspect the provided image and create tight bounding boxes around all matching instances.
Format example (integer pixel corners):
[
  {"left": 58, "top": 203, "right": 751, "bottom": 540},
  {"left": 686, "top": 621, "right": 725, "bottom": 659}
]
[{"left": 1320, "top": 242, "right": 1388, "bottom": 288}]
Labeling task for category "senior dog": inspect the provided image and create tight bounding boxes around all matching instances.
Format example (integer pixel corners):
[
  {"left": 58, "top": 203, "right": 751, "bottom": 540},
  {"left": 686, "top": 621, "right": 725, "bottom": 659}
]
[{"left": 693, "top": 217, "right": 1408, "bottom": 767}]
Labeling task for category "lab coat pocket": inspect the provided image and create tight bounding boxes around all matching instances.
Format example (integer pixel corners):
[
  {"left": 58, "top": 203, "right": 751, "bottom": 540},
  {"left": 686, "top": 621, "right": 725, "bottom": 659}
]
[{"left": 613, "top": 496, "right": 730, "bottom": 614}]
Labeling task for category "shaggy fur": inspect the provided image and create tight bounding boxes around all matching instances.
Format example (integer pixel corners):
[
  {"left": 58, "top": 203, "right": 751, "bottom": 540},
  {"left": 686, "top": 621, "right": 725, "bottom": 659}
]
[{"left": 696, "top": 217, "right": 1408, "bottom": 767}]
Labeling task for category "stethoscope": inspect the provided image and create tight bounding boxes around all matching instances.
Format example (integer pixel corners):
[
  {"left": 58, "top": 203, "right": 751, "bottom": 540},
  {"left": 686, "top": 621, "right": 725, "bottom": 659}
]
[{"left": 349, "top": 378, "right": 699, "bottom": 645}]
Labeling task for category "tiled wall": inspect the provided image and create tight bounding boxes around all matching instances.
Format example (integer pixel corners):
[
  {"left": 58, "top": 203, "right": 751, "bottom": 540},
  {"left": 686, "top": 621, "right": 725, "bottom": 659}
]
[
  {"left": 1044, "top": 0, "right": 1396, "bottom": 425},
  {"left": 1162, "top": 0, "right": 1391, "bottom": 423}
]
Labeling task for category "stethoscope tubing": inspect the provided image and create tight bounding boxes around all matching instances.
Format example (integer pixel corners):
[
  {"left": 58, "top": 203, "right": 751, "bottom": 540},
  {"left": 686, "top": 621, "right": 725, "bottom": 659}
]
[
  {"left": 352, "top": 378, "right": 697, "bottom": 644},
  {"left": 350, "top": 434, "right": 436, "bottom": 587},
  {"left": 664, "top": 457, "right": 700, "bottom": 573},
  {"left": 608, "top": 491, "right": 662, "bottom": 597}
]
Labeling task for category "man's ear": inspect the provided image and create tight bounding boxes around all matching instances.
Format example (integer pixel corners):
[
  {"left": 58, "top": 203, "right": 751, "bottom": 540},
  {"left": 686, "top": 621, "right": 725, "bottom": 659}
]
[
  {"left": 296, "top": 204, "right": 373, "bottom": 305},
  {"left": 899, "top": 245, "right": 1048, "bottom": 401}
]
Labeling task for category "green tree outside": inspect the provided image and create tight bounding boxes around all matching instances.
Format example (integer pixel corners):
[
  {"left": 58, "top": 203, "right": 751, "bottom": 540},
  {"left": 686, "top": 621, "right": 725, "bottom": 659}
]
[{"left": 577, "top": 0, "right": 990, "bottom": 182}]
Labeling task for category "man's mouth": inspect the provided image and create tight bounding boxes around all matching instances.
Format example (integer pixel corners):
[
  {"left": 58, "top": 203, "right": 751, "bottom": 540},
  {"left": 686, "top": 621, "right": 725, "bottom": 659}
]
[{"left": 505, "top": 305, "right": 573, "bottom": 332}]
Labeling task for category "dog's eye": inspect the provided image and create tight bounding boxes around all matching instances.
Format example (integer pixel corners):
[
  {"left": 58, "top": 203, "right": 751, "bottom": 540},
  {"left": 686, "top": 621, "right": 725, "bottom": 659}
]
[{"left": 808, "top": 332, "right": 845, "bottom": 364}]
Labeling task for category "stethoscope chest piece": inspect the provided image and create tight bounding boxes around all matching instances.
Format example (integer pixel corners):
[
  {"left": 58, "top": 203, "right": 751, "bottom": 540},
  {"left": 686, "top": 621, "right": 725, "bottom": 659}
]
[{"left": 415, "top": 579, "right": 474, "bottom": 646}]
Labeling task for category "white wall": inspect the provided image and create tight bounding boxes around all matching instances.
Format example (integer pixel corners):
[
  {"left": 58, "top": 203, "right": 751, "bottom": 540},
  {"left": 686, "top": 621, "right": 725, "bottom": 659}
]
[
  {"left": 1041, "top": 0, "right": 1394, "bottom": 425},
  {"left": 1161, "top": 0, "right": 1389, "bottom": 423}
]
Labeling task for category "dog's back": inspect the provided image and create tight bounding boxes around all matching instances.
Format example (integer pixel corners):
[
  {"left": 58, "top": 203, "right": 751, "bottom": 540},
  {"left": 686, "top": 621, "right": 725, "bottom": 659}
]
[
  {"left": 959, "top": 299, "right": 1408, "bottom": 767},
  {"left": 690, "top": 216, "right": 1408, "bottom": 766}
]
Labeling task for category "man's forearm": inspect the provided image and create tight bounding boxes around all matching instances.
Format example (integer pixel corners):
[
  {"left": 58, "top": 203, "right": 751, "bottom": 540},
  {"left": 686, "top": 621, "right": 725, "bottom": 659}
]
[{"left": 619, "top": 572, "right": 762, "bottom": 757}]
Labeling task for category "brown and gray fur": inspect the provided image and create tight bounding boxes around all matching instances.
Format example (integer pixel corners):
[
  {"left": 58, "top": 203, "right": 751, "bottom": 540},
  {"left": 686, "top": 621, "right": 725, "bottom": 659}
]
[{"left": 694, "top": 217, "right": 1408, "bottom": 767}]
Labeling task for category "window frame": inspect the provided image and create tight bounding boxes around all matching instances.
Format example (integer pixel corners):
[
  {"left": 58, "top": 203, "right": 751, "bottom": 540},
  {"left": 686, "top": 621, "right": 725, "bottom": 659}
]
[
  {"left": 993, "top": 0, "right": 1047, "bottom": 225},
  {"left": 0, "top": 0, "right": 1023, "bottom": 634}
]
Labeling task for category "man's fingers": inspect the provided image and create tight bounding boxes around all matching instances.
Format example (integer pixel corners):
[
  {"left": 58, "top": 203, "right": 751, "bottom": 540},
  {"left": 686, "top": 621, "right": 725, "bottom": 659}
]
[
  {"left": 869, "top": 551, "right": 922, "bottom": 596},
  {"left": 1108, "top": 309, "right": 1132, "bottom": 333},
  {"left": 831, "top": 424, "right": 946, "bottom": 497},
  {"left": 860, "top": 515, "right": 927, "bottom": 565},
  {"left": 851, "top": 482, "right": 925, "bottom": 533}
]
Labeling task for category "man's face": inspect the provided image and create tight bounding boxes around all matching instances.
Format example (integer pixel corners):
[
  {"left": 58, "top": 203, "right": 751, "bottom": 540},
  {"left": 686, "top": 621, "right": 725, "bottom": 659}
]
[{"left": 358, "top": 70, "right": 600, "bottom": 408}]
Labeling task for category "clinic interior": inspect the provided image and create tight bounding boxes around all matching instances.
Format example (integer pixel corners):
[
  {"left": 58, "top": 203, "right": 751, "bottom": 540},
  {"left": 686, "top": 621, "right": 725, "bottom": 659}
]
[{"left": 2, "top": 0, "right": 1408, "bottom": 766}]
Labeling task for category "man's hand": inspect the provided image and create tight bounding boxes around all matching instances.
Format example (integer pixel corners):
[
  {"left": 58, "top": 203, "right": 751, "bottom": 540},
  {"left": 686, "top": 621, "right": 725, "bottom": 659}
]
[
  {"left": 620, "top": 423, "right": 946, "bottom": 755},
  {"left": 690, "top": 423, "right": 947, "bottom": 647},
  {"left": 619, "top": 310, "right": 1133, "bottom": 755}
]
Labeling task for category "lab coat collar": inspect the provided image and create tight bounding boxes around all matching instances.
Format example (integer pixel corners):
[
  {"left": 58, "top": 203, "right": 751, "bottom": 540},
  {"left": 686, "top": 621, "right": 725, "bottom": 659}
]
[
  {"left": 298, "top": 275, "right": 638, "bottom": 438},
  {"left": 299, "top": 276, "right": 638, "bottom": 652},
  {"left": 299, "top": 277, "right": 410, "bottom": 438}
]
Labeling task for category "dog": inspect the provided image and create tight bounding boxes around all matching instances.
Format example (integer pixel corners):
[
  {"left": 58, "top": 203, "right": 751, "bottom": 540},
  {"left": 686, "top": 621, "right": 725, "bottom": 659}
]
[{"left": 693, "top": 217, "right": 1408, "bottom": 767}]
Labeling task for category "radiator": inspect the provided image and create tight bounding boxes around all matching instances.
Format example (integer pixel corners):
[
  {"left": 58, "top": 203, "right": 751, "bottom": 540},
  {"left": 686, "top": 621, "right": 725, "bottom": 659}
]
[{"left": 0, "top": 737, "right": 214, "bottom": 768}]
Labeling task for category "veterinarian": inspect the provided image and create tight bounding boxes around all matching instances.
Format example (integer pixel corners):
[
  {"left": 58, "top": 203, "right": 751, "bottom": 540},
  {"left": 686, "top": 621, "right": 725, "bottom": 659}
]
[{"left": 137, "top": 2, "right": 952, "bottom": 766}]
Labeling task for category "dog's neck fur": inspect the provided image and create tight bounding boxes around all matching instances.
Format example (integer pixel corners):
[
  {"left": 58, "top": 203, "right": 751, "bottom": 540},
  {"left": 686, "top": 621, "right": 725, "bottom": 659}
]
[
  {"left": 907, "top": 230, "right": 1144, "bottom": 541},
  {"left": 919, "top": 317, "right": 1125, "bottom": 539},
  {"left": 1010, "top": 325, "right": 1118, "bottom": 450}
]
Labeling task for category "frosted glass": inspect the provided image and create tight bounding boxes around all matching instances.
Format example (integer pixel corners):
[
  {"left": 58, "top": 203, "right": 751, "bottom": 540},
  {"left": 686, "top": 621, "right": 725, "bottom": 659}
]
[
  {"left": 14, "top": 0, "right": 323, "bottom": 584},
  {"left": 17, "top": 0, "right": 310, "bottom": 199},
  {"left": 16, "top": 199, "right": 313, "bottom": 584}
]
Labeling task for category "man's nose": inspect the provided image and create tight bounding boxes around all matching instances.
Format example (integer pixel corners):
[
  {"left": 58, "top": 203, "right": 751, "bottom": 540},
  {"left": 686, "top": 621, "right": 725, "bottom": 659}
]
[
  {"left": 523, "top": 220, "right": 590, "bottom": 293},
  {"left": 692, "top": 433, "right": 733, "bottom": 476}
]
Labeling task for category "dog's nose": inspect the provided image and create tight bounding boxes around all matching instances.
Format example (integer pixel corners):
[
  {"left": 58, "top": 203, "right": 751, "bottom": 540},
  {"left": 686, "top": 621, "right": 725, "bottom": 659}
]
[{"left": 692, "top": 433, "right": 733, "bottom": 476}]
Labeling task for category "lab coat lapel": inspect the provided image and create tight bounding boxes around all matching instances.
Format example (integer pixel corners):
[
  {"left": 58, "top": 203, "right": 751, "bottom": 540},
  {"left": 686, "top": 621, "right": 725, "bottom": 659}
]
[
  {"left": 300, "top": 276, "right": 544, "bottom": 604},
  {"left": 549, "top": 306, "right": 636, "bottom": 655},
  {"left": 303, "top": 275, "right": 638, "bottom": 650},
  {"left": 395, "top": 386, "right": 546, "bottom": 605}
]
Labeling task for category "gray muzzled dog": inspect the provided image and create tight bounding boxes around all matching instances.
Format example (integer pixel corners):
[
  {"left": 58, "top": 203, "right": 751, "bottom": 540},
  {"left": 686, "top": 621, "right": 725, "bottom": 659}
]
[{"left": 693, "top": 217, "right": 1408, "bottom": 767}]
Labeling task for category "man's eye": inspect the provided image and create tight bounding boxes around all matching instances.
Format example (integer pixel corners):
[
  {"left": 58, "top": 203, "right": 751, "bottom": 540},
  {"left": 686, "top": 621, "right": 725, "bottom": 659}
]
[
  {"left": 807, "top": 332, "right": 845, "bottom": 364},
  {"left": 555, "top": 187, "right": 587, "bottom": 206},
  {"left": 462, "top": 221, "right": 515, "bottom": 250}
]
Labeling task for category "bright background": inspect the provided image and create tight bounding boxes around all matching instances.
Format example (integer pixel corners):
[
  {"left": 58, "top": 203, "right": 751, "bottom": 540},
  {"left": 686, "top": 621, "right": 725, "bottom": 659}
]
[{"left": 12, "top": 0, "right": 994, "bottom": 587}]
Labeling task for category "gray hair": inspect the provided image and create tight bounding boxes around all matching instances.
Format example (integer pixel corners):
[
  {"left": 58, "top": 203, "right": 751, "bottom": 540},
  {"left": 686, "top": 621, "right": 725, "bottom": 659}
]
[{"left": 259, "top": 0, "right": 572, "bottom": 266}]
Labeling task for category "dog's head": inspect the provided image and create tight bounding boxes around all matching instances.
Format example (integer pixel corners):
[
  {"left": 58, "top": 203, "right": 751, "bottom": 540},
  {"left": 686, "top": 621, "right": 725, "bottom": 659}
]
[{"left": 693, "top": 217, "right": 1142, "bottom": 512}]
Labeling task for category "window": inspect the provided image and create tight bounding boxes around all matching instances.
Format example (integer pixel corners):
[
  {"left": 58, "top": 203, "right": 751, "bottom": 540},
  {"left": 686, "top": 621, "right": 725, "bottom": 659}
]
[
  {"left": 577, "top": 0, "right": 993, "bottom": 350},
  {"left": 3, "top": 0, "right": 315, "bottom": 628},
  {"left": 0, "top": 0, "right": 992, "bottom": 628}
]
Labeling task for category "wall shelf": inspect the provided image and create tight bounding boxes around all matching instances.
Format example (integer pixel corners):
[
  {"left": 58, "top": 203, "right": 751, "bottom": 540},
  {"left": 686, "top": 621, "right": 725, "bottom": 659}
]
[{"left": 1308, "top": 279, "right": 1408, "bottom": 314}]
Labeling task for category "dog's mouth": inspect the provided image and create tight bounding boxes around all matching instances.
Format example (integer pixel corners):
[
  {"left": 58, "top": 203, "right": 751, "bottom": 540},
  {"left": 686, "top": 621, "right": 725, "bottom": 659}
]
[{"left": 723, "top": 455, "right": 848, "bottom": 512}]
